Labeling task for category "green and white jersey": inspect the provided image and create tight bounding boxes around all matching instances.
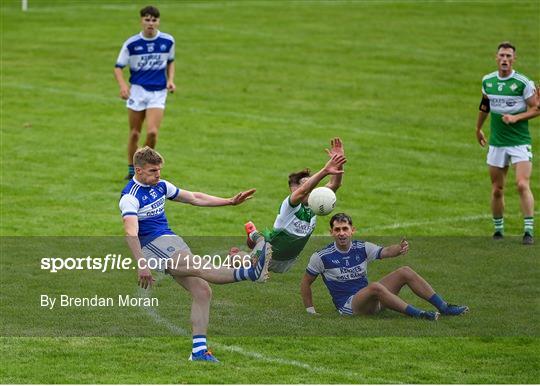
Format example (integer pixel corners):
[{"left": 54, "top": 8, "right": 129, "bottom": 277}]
[
  {"left": 482, "top": 70, "right": 535, "bottom": 146},
  {"left": 263, "top": 196, "right": 317, "bottom": 261}
]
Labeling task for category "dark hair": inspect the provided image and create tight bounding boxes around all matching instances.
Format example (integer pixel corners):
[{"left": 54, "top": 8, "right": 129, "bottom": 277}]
[
  {"left": 330, "top": 212, "right": 353, "bottom": 228},
  {"left": 497, "top": 41, "right": 515, "bottom": 52},
  {"left": 140, "top": 5, "right": 160, "bottom": 18},
  {"left": 288, "top": 168, "right": 311, "bottom": 187}
]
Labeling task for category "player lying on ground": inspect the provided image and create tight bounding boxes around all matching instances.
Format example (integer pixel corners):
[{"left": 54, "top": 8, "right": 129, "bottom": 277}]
[
  {"left": 120, "top": 146, "right": 271, "bottom": 362},
  {"left": 301, "top": 213, "right": 469, "bottom": 320},
  {"left": 244, "top": 138, "right": 346, "bottom": 273}
]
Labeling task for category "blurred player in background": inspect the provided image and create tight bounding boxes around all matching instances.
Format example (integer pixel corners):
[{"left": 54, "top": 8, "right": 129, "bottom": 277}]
[
  {"left": 301, "top": 213, "right": 469, "bottom": 319},
  {"left": 245, "top": 138, "right": 346, "bottom": 273},
  {"left": 119, "top": 147, "right": 271, "bottom": 362},
  {"left": 114, "top": 5, "right": 176, "bottom": 180},
  {"left": 475, "top": 42, "right": 537, "bottom": 245}
]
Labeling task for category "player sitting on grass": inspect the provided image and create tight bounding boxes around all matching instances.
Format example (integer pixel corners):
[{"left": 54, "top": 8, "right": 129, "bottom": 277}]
[
  {"left": 120, "top": 146, "right": 271, "bottom": 362},
  {"left": 244, "top": 138, "right": 346, "bottom": 273},
  {"left": 301, "top": 213, "right": 469, "bottom": 320}
]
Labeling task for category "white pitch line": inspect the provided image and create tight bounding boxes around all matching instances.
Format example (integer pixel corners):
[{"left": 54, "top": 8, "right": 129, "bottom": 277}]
[
  {"left": 136, "top": 274, "right": 369, "bottom": 381},
  {"left": 363, "top": 211, "right": 540, "bottom": 232}
]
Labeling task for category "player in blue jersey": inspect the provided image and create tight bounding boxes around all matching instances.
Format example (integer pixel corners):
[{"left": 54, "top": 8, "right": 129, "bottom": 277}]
[
  {"left": 114, "top": 5, "right": 176, "bottom": 180},
  {"left": 301, "top": 213, "right": 468, "bottom": 320},
  {"left": 119, "top": 147, "right": 271, "bottom": 362}
]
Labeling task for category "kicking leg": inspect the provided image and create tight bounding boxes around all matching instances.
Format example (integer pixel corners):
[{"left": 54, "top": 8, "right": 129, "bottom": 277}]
[{"left": 167, "top": 239, "right": 271, "bottom": 284}]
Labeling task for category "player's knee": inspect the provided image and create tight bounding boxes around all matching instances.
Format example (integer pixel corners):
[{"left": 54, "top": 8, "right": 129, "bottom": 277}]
[
  {"left": 367, "top": 282, "right": 385, "bottom": 295},
  {"left": 192, "top": 282, "right": 212, "bottom": 302},
  {"left": 492, "top": 184, "right": 504, "bottom": 198},
  {"left": 129, "top": 130, "right": 141, "bottom": 141},
  {"left": 398, "top": 265, "right": 415, "bottom": 278},
  {"left": 516, "top": 179, "right": 530, "bottom": 194}
]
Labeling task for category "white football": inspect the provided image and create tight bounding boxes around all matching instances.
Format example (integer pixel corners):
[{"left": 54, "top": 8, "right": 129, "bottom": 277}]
[{"left": 308, "top": 187, "right": 336, "bottom": 216}]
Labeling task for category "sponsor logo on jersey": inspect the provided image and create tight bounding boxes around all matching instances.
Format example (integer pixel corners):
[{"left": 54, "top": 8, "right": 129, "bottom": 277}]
[
  {"left": 160, "top": 44, "right": 167, "bottom": 51},
  {"left": 506, "top": 100, "right": 517, "bottom": 107},
  {"left": 486, "top": 82, "right": 493, "bottom": 88},
  {"left": 292, "top": 219, "right": 315, "bottom": 235},
  {"left": 510, "top": 83, "right": 518, "bottom": 91},
  {"left": 134, "top": 46, "right": 143, "bottom": 51},
  {"left": 167, "top": 246, "right": 175, "bottom": 252},
  {"left": 142, "top": 195, "right": 148, "bottom": 202}
]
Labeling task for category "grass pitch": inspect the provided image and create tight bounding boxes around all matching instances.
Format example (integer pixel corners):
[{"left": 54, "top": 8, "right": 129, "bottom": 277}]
[{"left": 1, "top": 0, "right": 539, "bottom": 383}]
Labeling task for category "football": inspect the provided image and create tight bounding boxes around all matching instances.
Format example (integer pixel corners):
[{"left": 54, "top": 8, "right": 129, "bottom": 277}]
[{"left": 308, "top": 187, "right": 336, "bottom": 216}]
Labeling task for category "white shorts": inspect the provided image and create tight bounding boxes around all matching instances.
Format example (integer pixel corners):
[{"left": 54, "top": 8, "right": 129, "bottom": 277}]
[
  {"left": 142, "top": 235, "right": 191, "bottom": 273},
  {"left": 337, "top": 293, "right": 382, "bottom": 316},
  {"left": 338, "top": 295, "right": 354, "bottom": 316},
  {"left": 487, "top": 145, "right": 533, "bottom": 168},
  {"left": 127, "top": 84, "right": 167, "bottom": 111}
]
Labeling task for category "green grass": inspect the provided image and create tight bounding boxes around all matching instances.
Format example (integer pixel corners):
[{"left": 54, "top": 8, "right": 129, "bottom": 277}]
[{"left": 1, "top": 0, "right": 539, "bottom": 383}]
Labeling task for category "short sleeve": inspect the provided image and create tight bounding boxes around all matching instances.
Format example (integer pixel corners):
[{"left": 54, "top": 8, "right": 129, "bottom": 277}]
[
  {"left": 119, "top": 194, "right": 139, "bottom": 217},
  {"left": 364, "top": 241, "right": 383, "bottom": 262},
  {"left": 163, "top": 180, "right": 180, "bottom": 200},
  {"left": 306, "top": 252, "right": 324, "bottom": 276},
  {"left": 115, "top": 42, "right": 129, "bottom": 68},
  {"left": 168, "top": 39, "right": 175, "bottom": 62},
  {"left": 524, "top": 79, "right": 536, "bottom": 100}
]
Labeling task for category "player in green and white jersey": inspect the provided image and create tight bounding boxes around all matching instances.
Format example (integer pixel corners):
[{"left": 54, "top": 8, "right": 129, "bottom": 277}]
[
  {"left": 246, "top": 138, "right": 346, "bottom": 273},
  {"left": 476, "top": 42, "right": 538, "bottom": 245}
]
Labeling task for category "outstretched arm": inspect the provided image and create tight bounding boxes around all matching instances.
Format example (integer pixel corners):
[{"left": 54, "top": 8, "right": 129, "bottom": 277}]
[
  {"left": 300, "top": 273, "right": 319, "bottom": 314},
  {"left": 175, "top": 188, "right": 256, "bottom": 207},
  {"left": 380, "top": 238, "right": 409, "bottom": 259},
  {"left": 290, "top": 154, "right": 346, "bottom": 206},
  {"left": 325, "top": 137, "right": 344, "bottom": 192}
]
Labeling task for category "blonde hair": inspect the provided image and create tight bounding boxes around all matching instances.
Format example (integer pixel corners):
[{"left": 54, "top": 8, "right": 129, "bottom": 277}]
[{"left": 133, "top": 146, "right": 164, "bottom": 167}]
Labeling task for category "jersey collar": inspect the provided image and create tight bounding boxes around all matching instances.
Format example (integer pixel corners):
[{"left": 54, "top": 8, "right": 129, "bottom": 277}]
[
  {"left": 133, "top": 176, "right": 152, "bottom": 187},
  {"left": 497, "top": 70, "right": 515, "bottom": 81},
  {"left": 334, "top": 241, "right": 353, "bottom": 254},
  {"left": 139, "top": 30, "right": 161, "bottom": 41}
]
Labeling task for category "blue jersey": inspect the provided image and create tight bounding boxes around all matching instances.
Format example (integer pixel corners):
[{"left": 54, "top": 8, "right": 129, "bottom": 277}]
[
  {"left": 306, "top": 240, "right": 383, "bottom": 309},
  {"left": 119, "top": 177, "right": 180, "bottom": 247},
  {"left": 115, "top": 31, "right": 175, "bottom": 91}
]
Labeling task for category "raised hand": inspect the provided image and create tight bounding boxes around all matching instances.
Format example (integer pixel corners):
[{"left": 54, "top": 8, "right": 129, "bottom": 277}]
[
  {"left": 325, "top": 137, "right": 344, "bottom": 158},
  {"left": 324, "top": 154, "right": 346, "bottom": 175}
]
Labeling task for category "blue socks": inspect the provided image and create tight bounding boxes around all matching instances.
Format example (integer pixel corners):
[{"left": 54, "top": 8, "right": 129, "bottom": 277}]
[
  {"left": 428, "top": 293, "right": 448, "bottom": 312},
  {"left": 405, "top": 304, "right": 422, "bottom": 317}
]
